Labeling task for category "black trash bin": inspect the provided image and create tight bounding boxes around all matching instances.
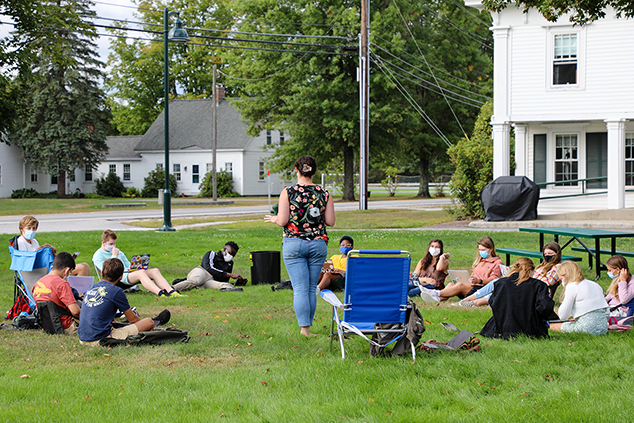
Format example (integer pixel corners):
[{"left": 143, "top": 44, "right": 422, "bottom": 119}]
[{"left": 250, "top": 251, "right": 281, "bottom": 285}]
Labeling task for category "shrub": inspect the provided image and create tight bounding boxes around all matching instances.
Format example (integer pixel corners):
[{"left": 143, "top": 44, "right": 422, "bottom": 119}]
[
  {"left": 70, "top": 189, "right": 85, "bottom": 198},
  {"left": 141, "top": 168, "right": 177, "bottom": 198},
  {"left": 124, "top": 187, "right": 141, "bottom": 198},
  {"left": 11, "top": 188, "right": 40, "bottom": 198},
  {"left": 198, "top": 170, "right": 240, "bottom": 198},
  {"left": 95, "top": 172, "right": 126, "bottom": 198},
  {"left": 85, "top": 193, "right": 104, "bottom": 199},
  {"left": 447, "top": 101, "right": 493, "bottom": 218}
]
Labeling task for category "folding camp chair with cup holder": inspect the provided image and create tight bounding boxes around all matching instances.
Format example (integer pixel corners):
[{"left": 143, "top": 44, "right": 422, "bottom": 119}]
[
  {"left": 320, "top": 249, "right": 416, "bottom": 360},
  {"left": 7, "top": 246, "right": 55, "bottom": 319}
]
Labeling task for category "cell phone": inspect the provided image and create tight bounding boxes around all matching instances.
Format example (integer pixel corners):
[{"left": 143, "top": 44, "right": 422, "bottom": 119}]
[{"left": 72, "top": 252, "right": 80, "bottom": 259}]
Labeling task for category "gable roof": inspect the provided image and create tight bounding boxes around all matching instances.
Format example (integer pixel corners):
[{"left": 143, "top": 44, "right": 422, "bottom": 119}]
[
  {"left": 134, "top": 99, "right": 253, "bottom": 152},
  {"left": 105, "top": 135, "right": 143, "bottom": 159}
]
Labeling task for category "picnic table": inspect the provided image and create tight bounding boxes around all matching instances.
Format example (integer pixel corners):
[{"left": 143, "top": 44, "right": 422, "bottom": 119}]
[{"left": 519, "top": 227, "right": 634, "bottom": 279}]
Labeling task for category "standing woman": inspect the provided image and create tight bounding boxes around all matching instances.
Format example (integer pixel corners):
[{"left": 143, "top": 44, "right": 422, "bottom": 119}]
[{"left": 265, "top": 156, "right": 335, "bottom": 337}]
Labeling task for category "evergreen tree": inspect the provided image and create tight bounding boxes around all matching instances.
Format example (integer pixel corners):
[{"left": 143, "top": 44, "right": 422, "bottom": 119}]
[{"left": 12, "top": 0, "right": 111, "bottom": 197}]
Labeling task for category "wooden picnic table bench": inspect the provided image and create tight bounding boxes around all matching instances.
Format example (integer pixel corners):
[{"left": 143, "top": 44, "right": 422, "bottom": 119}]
[{"left": 496, "top": 247, "right": 582, "bottom": 266}]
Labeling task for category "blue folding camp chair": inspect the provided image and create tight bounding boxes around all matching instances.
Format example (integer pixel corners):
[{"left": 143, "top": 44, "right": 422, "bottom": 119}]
[
  {"left": 320, "top": 249, "right": 416, "bottom": 360},
  {"left": 7, "top": 246, "right": 55, "bottom": 319}
]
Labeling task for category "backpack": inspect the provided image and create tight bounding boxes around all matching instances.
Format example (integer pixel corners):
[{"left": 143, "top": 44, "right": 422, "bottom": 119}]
[
  {"left": 369, "top": 300, "right": 426, "bottom": 357},
  {"left": 98, "top": 327, "right": 191, "bottom": 347},
  {"left": 271, "top": 280, "right": 293, "bottom": 291},
  {"left": 13, "top": 313, "right": 41, "bottom": 330},
  {"left": 37, "top": 301, "right": 73, "bottom": 335}
]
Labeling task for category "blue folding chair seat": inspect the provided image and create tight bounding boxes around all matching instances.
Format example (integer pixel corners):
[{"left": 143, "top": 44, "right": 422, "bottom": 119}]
[
  {"left": 7, "top": 246, "right": 55, "bottom": 319},
  {"left": 320, "top": 249, "right": 416, "bottom": 360}
]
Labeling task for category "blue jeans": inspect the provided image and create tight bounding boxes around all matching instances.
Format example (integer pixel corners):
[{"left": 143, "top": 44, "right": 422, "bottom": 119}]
[
  {"left": 282, "top": 238, "right": 328, "bottom": 327},
  {"left": 474, "top": 278, "right": 497, "bottom": 299},
  {"left": 407, "top": 281, "right": 437, "bottom": 298}
]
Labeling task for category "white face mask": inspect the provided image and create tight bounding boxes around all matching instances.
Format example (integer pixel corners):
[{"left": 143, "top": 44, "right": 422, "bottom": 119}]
[
  {"left": 223, "top": 252, "right": 234, "bottom": 262},
  {"left": 24, "top": 230, "right": 37, "bottom": 240},
  {"left": 104, "top": 244, "right": 114, "bottom": 252},
  {"left": 429, "top": 247, "right": 441, "bottom": 257}
]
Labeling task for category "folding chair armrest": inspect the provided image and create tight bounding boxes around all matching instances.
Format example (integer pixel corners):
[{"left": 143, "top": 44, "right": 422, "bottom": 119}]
[{"left": 320, "top": 290, "right": 344, "bottom": 308}]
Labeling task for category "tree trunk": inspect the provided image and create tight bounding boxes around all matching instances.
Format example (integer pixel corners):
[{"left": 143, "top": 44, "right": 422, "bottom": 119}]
[
  {"left": 342, "top": 143, "right": 356, "bottom": 201},
  {"left": 57, "top": 169, "right": 66, "bottom": 197},
  {"left": 416, "top": 154, "right": 431, "bottom": 198}
]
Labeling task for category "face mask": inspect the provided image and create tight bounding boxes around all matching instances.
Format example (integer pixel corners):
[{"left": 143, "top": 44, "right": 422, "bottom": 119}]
[
  {"left": 479, "top": 250, "right": 490, "bottom": 259},
  {"left": 24, "top": 230, "right": 36, "bottom": 240},
  {"left": 429, "top": 247, "right": 441, "bottom": 257},
  {"left": 104, "top": 244, "right": 114, "bottom": 252},
  {"left": 543, "top": 255, "right": 555, "bottom": 263},
  {"left": 340, "top": 246, "right": 353, "bottom": 255},
  {"left": 607, "top": 271, "right": 617, "bottom": 280},
  {"left": 223, "top": 252, "right": 234, "bottom": 262}
]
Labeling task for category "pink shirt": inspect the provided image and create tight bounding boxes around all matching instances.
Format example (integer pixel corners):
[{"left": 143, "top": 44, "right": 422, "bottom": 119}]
[
  {"left": 605, "top": 275, "right": 634, "bottom": 314},
  {"left": 472, "top": 256, "right": 503, "bottom": 283}
]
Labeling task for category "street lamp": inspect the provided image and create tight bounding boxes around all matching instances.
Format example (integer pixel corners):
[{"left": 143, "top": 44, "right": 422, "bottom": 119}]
[{"left": 158, "top": 8, "right": 189, "bottom": 232}]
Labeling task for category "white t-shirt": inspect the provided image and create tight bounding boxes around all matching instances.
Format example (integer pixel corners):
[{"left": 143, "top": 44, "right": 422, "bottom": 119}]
[
  {"left": 558, "top": 279, "right": 609, "bottom": 320},
  {"left": 17, "top": 235, "right": 40, "bottom": 251}
]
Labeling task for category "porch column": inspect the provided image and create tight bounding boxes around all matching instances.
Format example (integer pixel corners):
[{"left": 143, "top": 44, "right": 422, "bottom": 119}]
[
  {"left": 492, "top": 122, "right": 511, "bottom": 179},
  {"left": 491, "top": 25, "right": 510, "bottom": 179},
  {"left": 605, "top": 119, "right": 626, "bottom": 209},
  {"left": 513, "top": 123, "right": 528, "bottom": 176}
]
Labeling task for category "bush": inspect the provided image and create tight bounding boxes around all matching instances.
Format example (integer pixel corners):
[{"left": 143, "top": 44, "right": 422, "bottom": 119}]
[
  {"left": 199, "top": 170, "right": 240, "bottom": 198},
  {"left": 70, "top": 188, "right": 85, "bottom": 198},
  {"left": 85, "top": 193, "right": 104, "bottom": 199},
  {"left": 124, "top": 187, "right": 141, "bottom": 198},
  {"left": 95, "top": 172, "right": 126, "bottom": 198},
  {"left": 447, "top": 101, "right": 493, "bottom": 218},
  {"left": 141, "top": 168, "right": 177, "bottom": 198},
  {"left": 11, "top": 188, "right": 40, "bottom": 198}
]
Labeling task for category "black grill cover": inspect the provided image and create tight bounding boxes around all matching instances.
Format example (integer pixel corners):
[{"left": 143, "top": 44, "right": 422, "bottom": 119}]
[{"left": 481, "top": 176, "right": 540, "bottom": 221}]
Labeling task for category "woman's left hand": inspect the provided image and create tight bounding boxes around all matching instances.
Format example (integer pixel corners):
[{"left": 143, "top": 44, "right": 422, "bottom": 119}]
[{"left": 264, "top": 215, "right": 277, "bottom": 224}]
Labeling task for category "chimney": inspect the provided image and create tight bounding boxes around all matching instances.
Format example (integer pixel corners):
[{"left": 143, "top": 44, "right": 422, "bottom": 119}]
[{"left": 215, "top": 86, "right": 225, "bottom": 103}]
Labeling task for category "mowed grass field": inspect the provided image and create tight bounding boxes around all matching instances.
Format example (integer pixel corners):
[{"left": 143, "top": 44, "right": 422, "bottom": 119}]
[{"left": 1, "top": 215, "right": 634, "bottom": 422}]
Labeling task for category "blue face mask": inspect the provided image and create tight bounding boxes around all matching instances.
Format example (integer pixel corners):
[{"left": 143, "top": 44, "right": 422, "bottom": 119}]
[
  {"left": 340, "top": 246, "right": 352, "bottom": 255},
  {"left": 24, "top": 230, "right": 37, "bottom": 240},
  {"left": 607, "top": 271, "right": 617, "bottom": 280},
  {"left": 479, "top": 250, "right": 490, "bottom": 259}
]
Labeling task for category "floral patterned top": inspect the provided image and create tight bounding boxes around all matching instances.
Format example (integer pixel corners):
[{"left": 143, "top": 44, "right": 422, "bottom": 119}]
[
  {"left": 283, "top": 184, "right": 329, "bottom": 242},
  {"left": 533, "top": 263, "right": 561, "bottom": 287}
]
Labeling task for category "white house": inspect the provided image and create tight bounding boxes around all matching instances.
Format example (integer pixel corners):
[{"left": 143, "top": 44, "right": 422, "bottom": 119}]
[
  {"left": 0, "top": 98, "right": 286, "bottom": 197},
  {"left": 466, "top": 2, "right": 634, "bottom": 209}
]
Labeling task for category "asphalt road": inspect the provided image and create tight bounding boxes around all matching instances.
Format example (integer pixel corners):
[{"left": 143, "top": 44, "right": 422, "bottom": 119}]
[{"left": 0, "top": 198, "right": 453, "bottom": 234}]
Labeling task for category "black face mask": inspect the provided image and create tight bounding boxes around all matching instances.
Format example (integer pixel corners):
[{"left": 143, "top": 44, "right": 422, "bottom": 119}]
[{"left": 543, "top": 255, "right": 555, "bottom": 263}]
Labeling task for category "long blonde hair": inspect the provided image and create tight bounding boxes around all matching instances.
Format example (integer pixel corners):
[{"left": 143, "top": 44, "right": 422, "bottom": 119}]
[
  {"left": 506, "top": 257, "right": 534, "bottom": 285},
  {"left": 472, "top": 236, "right": 498, "bottom": 268},
  {"left": 556, "top": 261, "right": 584, "bottom": 301},
  {"left": 606, "top": 255, "right": 632, "bottom": 298}
]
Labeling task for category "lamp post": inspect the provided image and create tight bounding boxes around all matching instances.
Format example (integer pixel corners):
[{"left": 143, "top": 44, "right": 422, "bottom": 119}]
[{"left": 158, "top": 8, "right": 189, "bottom": 232}]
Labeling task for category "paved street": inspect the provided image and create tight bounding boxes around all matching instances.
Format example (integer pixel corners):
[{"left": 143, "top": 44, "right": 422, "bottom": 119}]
[{"left": 0, "top": 198, "right": 453, "bottom": 234}]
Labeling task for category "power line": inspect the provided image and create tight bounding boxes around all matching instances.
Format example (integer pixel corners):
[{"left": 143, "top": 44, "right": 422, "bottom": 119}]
[{"left": 445, "top": 0, "right": 492, "bottom": 27}]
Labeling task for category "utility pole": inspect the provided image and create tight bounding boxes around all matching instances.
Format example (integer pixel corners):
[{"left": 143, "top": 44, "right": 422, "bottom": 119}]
[
  {"left": 359, "top": 0, "right": 370, "bottom": 210},
  {"left": 212, "top": 64, "right": 218, "bottom": 201}
]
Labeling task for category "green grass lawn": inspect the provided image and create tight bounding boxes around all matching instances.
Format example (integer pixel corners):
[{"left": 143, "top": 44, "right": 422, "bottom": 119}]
[{"left": 1, "top": 225, "right": 633, "bottom": 422}]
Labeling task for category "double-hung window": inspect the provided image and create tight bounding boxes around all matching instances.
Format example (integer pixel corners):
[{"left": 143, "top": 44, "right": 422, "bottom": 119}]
[
  {"left": 626, "top": 134, "right": 634, "bottom": 186},
  {"left": 123, "top": 164, "right": 131, "bottom": 181},
  {"left": 553, "top": 34, "right": 577, "bottom": 85},
  {"left": 192, "top": 164, "right": 199, "bottom": 183},
  {"left": 173, "top": 164, "right": 181, "bottom": 181}
]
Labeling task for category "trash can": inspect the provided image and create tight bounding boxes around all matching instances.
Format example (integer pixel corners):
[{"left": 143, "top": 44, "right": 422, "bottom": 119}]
[{"left": 250, "top": 251, "right": 281, "bottom": 285}]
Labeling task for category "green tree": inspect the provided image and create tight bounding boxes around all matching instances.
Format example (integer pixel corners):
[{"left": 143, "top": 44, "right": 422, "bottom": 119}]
[
  {"left": 482, "top": 0, "right": 634, "bottom": 23},
  {"left": 95, "top": 172, "right": 126, "bottom": 197},
  {"left": 142, "top": 168, "right": 177, "bottom": 198},
  {"left": 10, "top": 0, "right": 111, "bottom": 197},
  {"left": 447, "top": 101, "right": 493, "bottom": 218},
  {"left": 198, "top": 170, "right": 240, "bottom": 198}
]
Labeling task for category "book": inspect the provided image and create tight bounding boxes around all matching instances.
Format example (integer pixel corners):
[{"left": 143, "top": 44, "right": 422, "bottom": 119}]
[{"left": 129, "top": 254, "right": 150, "bottom": 271}]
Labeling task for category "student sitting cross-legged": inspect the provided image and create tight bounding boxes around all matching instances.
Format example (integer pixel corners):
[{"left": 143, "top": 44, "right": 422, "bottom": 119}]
[
  {"left": 32, "top": 252, "right": 81, "bottom": 335},
  {"left": 92, "top": 229, "right": 181, "bottom": 297},
  {"left": 78, "top": 258, "right": 171, "bottom": 346}
]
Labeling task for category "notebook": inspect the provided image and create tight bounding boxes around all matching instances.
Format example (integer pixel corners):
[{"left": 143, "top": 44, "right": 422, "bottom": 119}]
[
  {"left": 448, "top": 269, "right": 471, "bottom": 284},
  {"left": 68, "top": 276, "right": 95, "bottom": 295},
  {"left": 129, "top": 254, "right": 150, "bottom": 271}
]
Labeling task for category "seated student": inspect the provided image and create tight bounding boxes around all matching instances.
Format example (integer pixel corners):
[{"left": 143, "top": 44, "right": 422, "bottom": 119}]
[
  {"left": 408, "top": 238, "right": 449, "bottom": 297},
  {"left": 604, "top": 255, "right": 634, "bottom": 317},
  {"left": 549, "top": 261, "right": 609, "bottom": 335},
  {"left": 93, "top": 230, "right": 181, "bottom": 297},
  {"left": 32, "top": 252, "right": 81, "bottom": 335},
  {"left": 317, "top": 235, "right": 354, "bottom": 292},
  {"left": 481, "top": 257, "right": 555, "bottom": 339},
  {"left": 420, "top": 236, "right": 502, "bottom": 302},
  {"left": 455, "top": 241, "right": 563, "bottom": 307},
  {"left": 15, "top": 215, "right": 91, "bottom": 277},
  {"left": 172, "top": 241, "right": 243, "bottom": 292},
  {"left": 78, "top": 258, "right": 171, "bottom": 346}
]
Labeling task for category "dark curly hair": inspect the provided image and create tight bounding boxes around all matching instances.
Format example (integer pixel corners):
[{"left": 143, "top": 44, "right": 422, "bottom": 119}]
[{"left": 295, "top": 155, "right": 317, "bottom": 177}]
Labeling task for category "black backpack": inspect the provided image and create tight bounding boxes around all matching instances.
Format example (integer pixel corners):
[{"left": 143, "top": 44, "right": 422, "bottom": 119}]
[
  {"left": 98, "top": 327, "right": 191, "bottom": 347},
  {"left": 37, "top": 301, "right": 73, "bottom": 335}
]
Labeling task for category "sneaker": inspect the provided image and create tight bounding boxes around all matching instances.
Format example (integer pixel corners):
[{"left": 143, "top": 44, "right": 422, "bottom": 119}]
[
  {"left": 124, "top": 284, "right": 141, "bottom": 293},
  {"left": 316, "top": 287, "right": 321, "bottom": 297},
  {"left": 420, "top": 287, "right": 440, "bottom": 302},
  {"left": 158, "top": 289, "right": 169, "bottom": 297},
  {"left": 460, "top": 300, "right": 475, "bottom": 307},
  {"left": 153, "top": 309, "right": 171, "bottom": 325},
  {"left": 168, "top": 290, "right": 184, "bottom": 298},
  {"left": 219, "top": 287, "right": 243, "bottom": 292}
]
